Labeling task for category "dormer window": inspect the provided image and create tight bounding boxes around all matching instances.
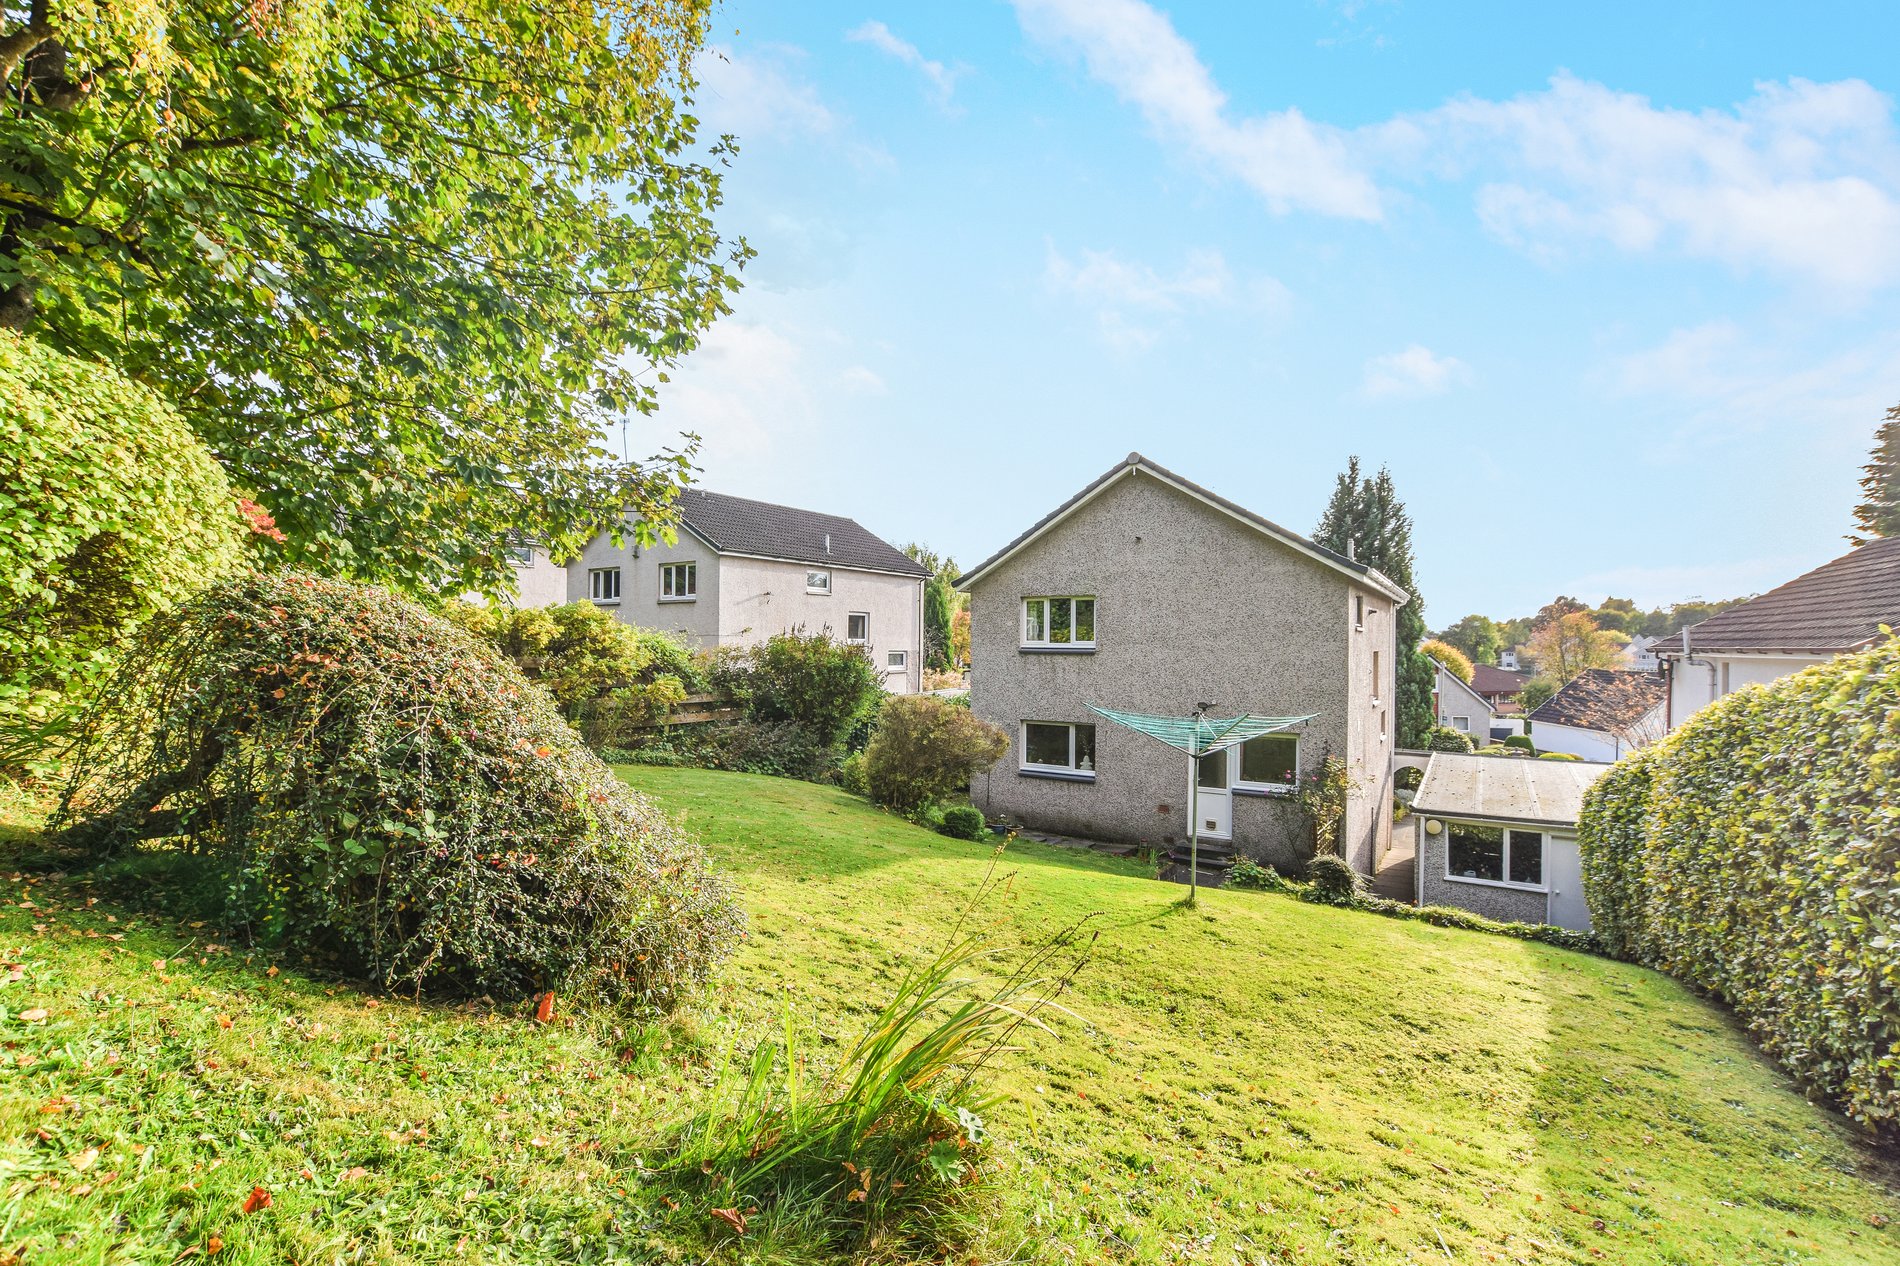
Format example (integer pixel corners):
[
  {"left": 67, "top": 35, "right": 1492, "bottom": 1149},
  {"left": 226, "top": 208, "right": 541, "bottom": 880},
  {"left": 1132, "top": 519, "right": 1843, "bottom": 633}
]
[{"left": 1022, "top": 596, "right": 1095, "bottom": 650}]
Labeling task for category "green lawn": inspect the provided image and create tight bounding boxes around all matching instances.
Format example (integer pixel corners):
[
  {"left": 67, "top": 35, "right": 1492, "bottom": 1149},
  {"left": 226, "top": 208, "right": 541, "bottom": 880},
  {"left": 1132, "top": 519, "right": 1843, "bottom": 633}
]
[{"left": 2, "top": 767, "right": 1895, "bottom": 1264}]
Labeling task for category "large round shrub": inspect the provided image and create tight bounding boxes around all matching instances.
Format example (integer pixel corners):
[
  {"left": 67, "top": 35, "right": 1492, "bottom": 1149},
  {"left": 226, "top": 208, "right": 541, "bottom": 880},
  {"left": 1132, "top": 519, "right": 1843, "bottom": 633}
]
[
  {"left": 53, "top": 572, "right": 742, "bottom": 1012},
  {"left": 1425, "top": 726, "right": 1475, "bottom": 753},
  {"left": 0, "top": 331, "right": 245, "bottom": 733},
  {"left": 863, "top": 695, "right": 1008, "bottom": 815},
  {"left": 1575, "top": 640, "right": 1900, "bottom": 1127}
]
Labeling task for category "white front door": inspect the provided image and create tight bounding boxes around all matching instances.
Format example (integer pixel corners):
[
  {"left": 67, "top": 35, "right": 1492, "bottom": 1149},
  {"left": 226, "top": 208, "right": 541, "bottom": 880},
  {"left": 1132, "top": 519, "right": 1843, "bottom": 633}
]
[
  {"left": 1193, "top": 751, "right": 1232, "bottom": 841},
  {"left": 1544, "top": 836, "right": 1591, "bottom": 931}
]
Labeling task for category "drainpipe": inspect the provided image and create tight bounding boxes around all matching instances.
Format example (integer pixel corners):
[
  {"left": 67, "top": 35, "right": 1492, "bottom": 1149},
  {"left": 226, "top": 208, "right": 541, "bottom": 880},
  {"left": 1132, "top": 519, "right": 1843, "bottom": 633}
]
[{"left": 1681, "top": 619, "right": 1715, "bottom": 726}]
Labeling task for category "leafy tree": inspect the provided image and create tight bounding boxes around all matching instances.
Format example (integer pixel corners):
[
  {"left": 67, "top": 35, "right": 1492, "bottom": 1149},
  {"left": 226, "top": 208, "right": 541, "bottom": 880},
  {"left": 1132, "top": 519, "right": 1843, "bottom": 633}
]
[
  {"left": 1525, "top": 612, "right": 1621, "bottom": 686},
  {"left": 741, "top": 629, "right": 884, "bottom": 750},
  {"left": 1851, "top": 406, "right": 1900, "bottom": 545},
  {"left": 1436, "top": 615, "right": 1500, "bottom": 667},
  {"left": 1533, "top": 597, "right": 1588, "bottom": 628},
  {"left": 1, "top": 331, "right": 248, "bottom": 747},
  {"left": 904, "top": 543, "right": 964, "bottom": 673},
  {"left": 1, "top": 0, "right": 745, "bottom": 600},
  {"left": 1313, "top": 457, "right": 1433, "bottom": 746},
  {"left": 1519, "top": 678, "right": 1559, "bottom": 711},
  {"left": 1420, "top": 639, "right": 1473, "bottom": 683},
  {"left": 949, "top": 607, "right": 971, "bottom": 669},
  {"left": 863, "top": 694, "right": 1008, "bottom": 815}
]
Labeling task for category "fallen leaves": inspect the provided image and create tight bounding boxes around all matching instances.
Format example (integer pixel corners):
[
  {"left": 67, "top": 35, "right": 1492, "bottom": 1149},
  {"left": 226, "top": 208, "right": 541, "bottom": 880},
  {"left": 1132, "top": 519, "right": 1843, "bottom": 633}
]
[
  {"left": 240, "top": 1186, "right": 271, "bottom": 1214},
  {"left": 710, "top": 1207, "right": 746, "bottom": 1235},
  {"left": 18, "top": 1008, "right": 47, "bottom": 1023},
  {"left": 534, "top": 991, "right": 556, "bottom": 1024}
]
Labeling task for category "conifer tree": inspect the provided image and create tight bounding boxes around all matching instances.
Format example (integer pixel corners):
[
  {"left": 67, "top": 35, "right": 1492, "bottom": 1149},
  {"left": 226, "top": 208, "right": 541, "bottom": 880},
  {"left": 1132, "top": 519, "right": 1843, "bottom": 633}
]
[{"left": 1851, "top": 407, "right": 1900, "bottom": 545}]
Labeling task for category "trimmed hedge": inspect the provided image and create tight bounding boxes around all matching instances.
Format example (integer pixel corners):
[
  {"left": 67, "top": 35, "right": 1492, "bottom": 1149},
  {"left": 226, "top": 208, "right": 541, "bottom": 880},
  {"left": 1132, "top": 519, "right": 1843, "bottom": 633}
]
[{"left": 1577, "top": 639, "right": 1900, "bottom": 1128}]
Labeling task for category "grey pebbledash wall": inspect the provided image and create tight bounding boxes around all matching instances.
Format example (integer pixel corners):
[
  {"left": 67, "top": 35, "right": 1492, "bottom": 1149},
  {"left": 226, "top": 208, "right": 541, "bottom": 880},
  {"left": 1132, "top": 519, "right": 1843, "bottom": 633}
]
[{"left": 965, "top": 467, "right": 1396, "bottom": 875}]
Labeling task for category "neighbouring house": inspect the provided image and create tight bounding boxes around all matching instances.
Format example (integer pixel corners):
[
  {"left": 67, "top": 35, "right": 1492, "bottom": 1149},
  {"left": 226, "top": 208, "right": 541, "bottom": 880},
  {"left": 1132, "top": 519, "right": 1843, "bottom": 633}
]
[
  {"left": 1430, "top": 659, "right": 1499, "bottom": 742},
  {"left": 1652, "top": 536, "right": 1900, "bottom": 730},
  {"left": 1471, "top": 662, "right": 1531, "bottom": 714},
  {"left": 1412, "top": 751, "right": 1611, "bottom": 930},
  {"left": 1524, "top": 668, "right": 1667, "bottom": 761},
  {"left": 956, "top": 452, "right": 1406, "bottom": 879},
  {"left": 502, "top": 539, "right": 570, "bottom": 609},
  {"left": 517, "top": 489, "right": 929, "bottom": 693},
  {"left": 1621, "top": 633, "right": 1661, "bottom": 671}
]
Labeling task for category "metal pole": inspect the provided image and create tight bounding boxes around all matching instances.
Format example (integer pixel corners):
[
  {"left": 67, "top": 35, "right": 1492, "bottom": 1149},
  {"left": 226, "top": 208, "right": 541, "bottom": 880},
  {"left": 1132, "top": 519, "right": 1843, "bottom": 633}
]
[{"left": 1186, "top": 748, "right": 1200, "bottom": 906}]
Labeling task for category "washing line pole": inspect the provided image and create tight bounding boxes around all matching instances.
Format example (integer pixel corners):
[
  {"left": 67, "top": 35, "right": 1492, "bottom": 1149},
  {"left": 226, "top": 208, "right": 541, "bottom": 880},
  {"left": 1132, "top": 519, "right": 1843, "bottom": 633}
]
[{"left": 1186, "top": 744, "right": 1200, "bottom": 907}]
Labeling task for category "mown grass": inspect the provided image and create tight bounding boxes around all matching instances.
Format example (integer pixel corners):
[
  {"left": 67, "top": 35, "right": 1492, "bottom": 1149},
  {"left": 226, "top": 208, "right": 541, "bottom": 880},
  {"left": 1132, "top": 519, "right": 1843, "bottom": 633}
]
[{"left": 1, "top": 767, "right": 1895, "bottom": 1264}]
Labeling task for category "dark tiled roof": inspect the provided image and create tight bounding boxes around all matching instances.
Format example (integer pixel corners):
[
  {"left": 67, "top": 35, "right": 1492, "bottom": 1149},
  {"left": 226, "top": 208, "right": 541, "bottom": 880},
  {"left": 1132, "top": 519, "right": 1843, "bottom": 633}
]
[
  {"left": 1650, "top": 537, "right": 1900, "bottom": 655},
  {"left": 1529, "top": 668, "right": 1667, "bottom": 733},
  {"left": 676, "top": 489, "right": 929, "bottom": 578},
  {"left": 1470, "top": 664, "right": 1530, "bottom": 696},
  {"left": 954, "top": 452, "right": 1410, "bottom": 602}
]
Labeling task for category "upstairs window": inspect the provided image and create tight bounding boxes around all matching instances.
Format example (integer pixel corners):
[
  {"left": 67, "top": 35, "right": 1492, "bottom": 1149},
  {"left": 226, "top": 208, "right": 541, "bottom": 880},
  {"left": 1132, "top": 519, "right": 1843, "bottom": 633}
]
[
  {"left": 1235, "top": 732, "right": 1299, "bottom": 791},
  {"left": 1354, "top": 595, "right": 1365, "bottom": 630},
  {"left": 507, "top": 540, "right": 535, "bottom": 566},
  {"left": 847, "top": 612, "right": 869, "bottom": 644},
  {"left": 1022, "top": 721, "right": 1096, "bottom": 776},
  {"left": 806, "top": 569, "right": 832, "bottom": 595},
  {"left": 589, "top": 567, "right": 621, "bottom": 604},
  {"left": 660, "top": 562, "right": 696, "bottom": 602},
  {"left": 1022, "top": 596, "right": 1096, "bottom": 649}
]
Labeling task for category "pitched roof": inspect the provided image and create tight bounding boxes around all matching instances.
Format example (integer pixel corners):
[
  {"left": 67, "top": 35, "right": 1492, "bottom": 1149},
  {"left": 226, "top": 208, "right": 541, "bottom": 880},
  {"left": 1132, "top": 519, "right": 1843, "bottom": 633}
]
[
  {"left": 1412, "top": 752, "right": 1612, "bottom": 829},
  {"left": 954, "top": 452, "right": 1410, "bottom": 602},
  {"left": 1470, "top": 664, "right": 1530, "bottom": 696},
  {"left": 1430, "top": 660, "right": 1493, "bottom": 715},
  {"left": 1528, "top": 668, "right": 1667, "bottom": 733},
  {"left": 1649, "top": 536, "right": 1900, "bottom": 656},
  {"left": 675, "top": 489, "right": 929, "bottom": 578}
]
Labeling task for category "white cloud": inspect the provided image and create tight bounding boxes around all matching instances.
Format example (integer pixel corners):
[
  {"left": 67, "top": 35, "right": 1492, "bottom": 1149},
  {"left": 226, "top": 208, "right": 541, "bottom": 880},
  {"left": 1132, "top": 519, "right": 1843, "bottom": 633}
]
[
  {"left": 1361, "top": 345, "right": 1471, "bottom": 398},
  {"left": 836, "top": 365, "right": 888, "bottom": 395},
  {"left": 1010, "top": 0, "right": 1382, "bottom": 219},
  {"left": 692, "top": 45, "right": 892, "bottom": 168},
  {"left": 847, "top": 21, "right": 964, "bottom": 110},
  {"left": 1012, "top": 0, "right": 1900, "bottom": 291},
  {"left": 1414, "top": 74, "right": 1900, "bottom": 289},
  {"left": 656, "top": 319, "right": 807, "bottom": 460},
  {"left": 1043, "top": 245, "right": 1286, "bottom": 350}
]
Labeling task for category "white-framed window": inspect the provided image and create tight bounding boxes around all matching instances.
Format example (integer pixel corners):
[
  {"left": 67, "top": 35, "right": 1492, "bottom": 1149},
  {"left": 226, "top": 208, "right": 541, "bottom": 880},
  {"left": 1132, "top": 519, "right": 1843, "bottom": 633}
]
[
  {"left": 1372, "top": 650, "right": 1381, "bottom": 703},
  {"left": 1233, "top": 732, "right": 1299, "bottom": 792},
  {"left": 887, "top": 649, "right": 907, "bottom": 670},
  {"left": 1354, "top": 595, "right": 1365, "bottom": 630},
  {"left": 1446, "top": 823, "right": 1546, "bottom": 890},
  {"left": 1021, "top": 721, "right": 1096, "bottom": 777},
  {"left": 589, "top": 567, "right": 621, "bottom": 604},
  {"left": 659, "top": 562, "right": 696, "bottom": 602},
  {"left": 1451, "top": 715, "right": 1470, "bottom": 732},
  {"left": 1379, "top": 709, "right": 1388, "bottom": 742},
  {"left": 1021, "top": 596, "right": 1096, "bottom": 649},
  {"left": 507, "top": 542, "right": 534, "bottom": 566},
  {"left": 806, "top": 569, "right": 832, "bottom": 595},
  {"left": 847, "top": 612, "right": 869, "bottom": 644}
]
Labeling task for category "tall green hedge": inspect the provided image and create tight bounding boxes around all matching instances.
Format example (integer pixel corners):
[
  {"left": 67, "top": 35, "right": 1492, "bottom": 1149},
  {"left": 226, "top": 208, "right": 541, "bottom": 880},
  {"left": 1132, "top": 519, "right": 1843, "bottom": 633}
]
[
  {"left": 0, "top": 331, "right": 244, "bottom": 735},
  {"left": 1576, "top": 639, "right": 1900, "bottom": 1128}
]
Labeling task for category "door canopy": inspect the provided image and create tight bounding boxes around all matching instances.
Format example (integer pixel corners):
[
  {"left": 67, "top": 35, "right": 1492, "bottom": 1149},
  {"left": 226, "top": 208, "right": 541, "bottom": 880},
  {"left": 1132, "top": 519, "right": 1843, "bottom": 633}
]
[{"left": 1088, "top": 706, "right": 1314, "bottom": 757}]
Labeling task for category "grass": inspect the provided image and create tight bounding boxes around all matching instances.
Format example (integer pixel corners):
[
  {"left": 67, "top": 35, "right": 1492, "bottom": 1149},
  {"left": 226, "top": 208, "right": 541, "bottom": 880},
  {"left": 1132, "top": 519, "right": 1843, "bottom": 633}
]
[{"left": 1, "top": 766, "right": 1895, "bottom": 1264}]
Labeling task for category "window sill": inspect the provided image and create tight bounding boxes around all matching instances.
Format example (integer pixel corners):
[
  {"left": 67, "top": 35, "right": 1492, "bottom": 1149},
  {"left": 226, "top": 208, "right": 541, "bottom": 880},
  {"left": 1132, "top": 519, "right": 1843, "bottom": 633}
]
[
  {"left": 1019, "top": 767, "right": 1096, "bottom": 783},
  {"left": 658, "top": 597, "right": 695, "bottom": 604},
  {"left": 806, "top": 590, "right": 832, "bottom": 597},
  {"left": 592, "top": 600, "right": 621, "bottom": 607},
  {"left": 1020, "top": 645, "right": 1096, "bottom": 655},
  {"left": 1442, "top": 875, "right": 1547, "bottom": 895},
  {"left": 1233, "top": 785, "right": 1296, "bottom": 799}
]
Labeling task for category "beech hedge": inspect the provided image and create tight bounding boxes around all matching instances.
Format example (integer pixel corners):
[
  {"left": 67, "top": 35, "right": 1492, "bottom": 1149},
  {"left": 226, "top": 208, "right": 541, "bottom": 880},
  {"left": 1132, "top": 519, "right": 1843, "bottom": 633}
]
[{"left": 1577, "top": 637, "right": 1900, "bottom": 1128}]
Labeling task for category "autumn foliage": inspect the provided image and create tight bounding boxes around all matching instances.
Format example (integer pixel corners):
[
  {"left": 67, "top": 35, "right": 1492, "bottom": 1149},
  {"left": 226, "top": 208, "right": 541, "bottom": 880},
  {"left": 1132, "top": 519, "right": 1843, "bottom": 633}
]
[{"left": 53, "top": 572, "right": 742, "bottom": 1012}]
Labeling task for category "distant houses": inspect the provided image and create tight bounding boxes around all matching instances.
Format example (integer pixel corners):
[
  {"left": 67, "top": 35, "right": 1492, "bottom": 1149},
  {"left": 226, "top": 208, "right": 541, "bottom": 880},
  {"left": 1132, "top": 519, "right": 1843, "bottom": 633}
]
[{"left": 505, "top": 488, "right": 929, "bottom": 693}]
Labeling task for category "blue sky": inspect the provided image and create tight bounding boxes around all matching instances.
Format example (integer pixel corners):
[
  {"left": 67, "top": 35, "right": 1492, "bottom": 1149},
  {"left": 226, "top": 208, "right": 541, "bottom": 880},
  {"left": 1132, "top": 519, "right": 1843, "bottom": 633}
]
[{"left": 645, "top": 1, "right": 1900, "bottom": 624}]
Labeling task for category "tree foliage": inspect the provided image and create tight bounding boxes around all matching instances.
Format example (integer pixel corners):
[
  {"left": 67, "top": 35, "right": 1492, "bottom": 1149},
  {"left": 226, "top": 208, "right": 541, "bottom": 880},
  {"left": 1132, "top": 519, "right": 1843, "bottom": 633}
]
[
  {"left": 1436, "top": 614, "right": 1500, "bottom": 667},
  {"left": 1420, "top": 639, "right": 1472, "bottom": 683},
  {"left": 923, "top": 575, "right": 956, "bottom": 673},
  {"left": 734, "top": 629, "right": 884, "bottom": 751},
  {"left": 1, "top": 0, "right": 745, "bottom": 599},
  {"left": 53, "top": 572, "right": 742, "bottom": 1011},
  {"left": 1525, "top": 612, "right": 1622, "bottom": 686},
  {"left": 1312, "top": 457, "right": 1432, "bottom": 746},
  {"left": 1577, "top": 639, "right": 1900, "bottom": 1127},
  {"left": 1, "top": 330, "right": 246, "bottom": 737},
  {"left": 1851, "top": 405, "right": 1900, "bottom": 545}
]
